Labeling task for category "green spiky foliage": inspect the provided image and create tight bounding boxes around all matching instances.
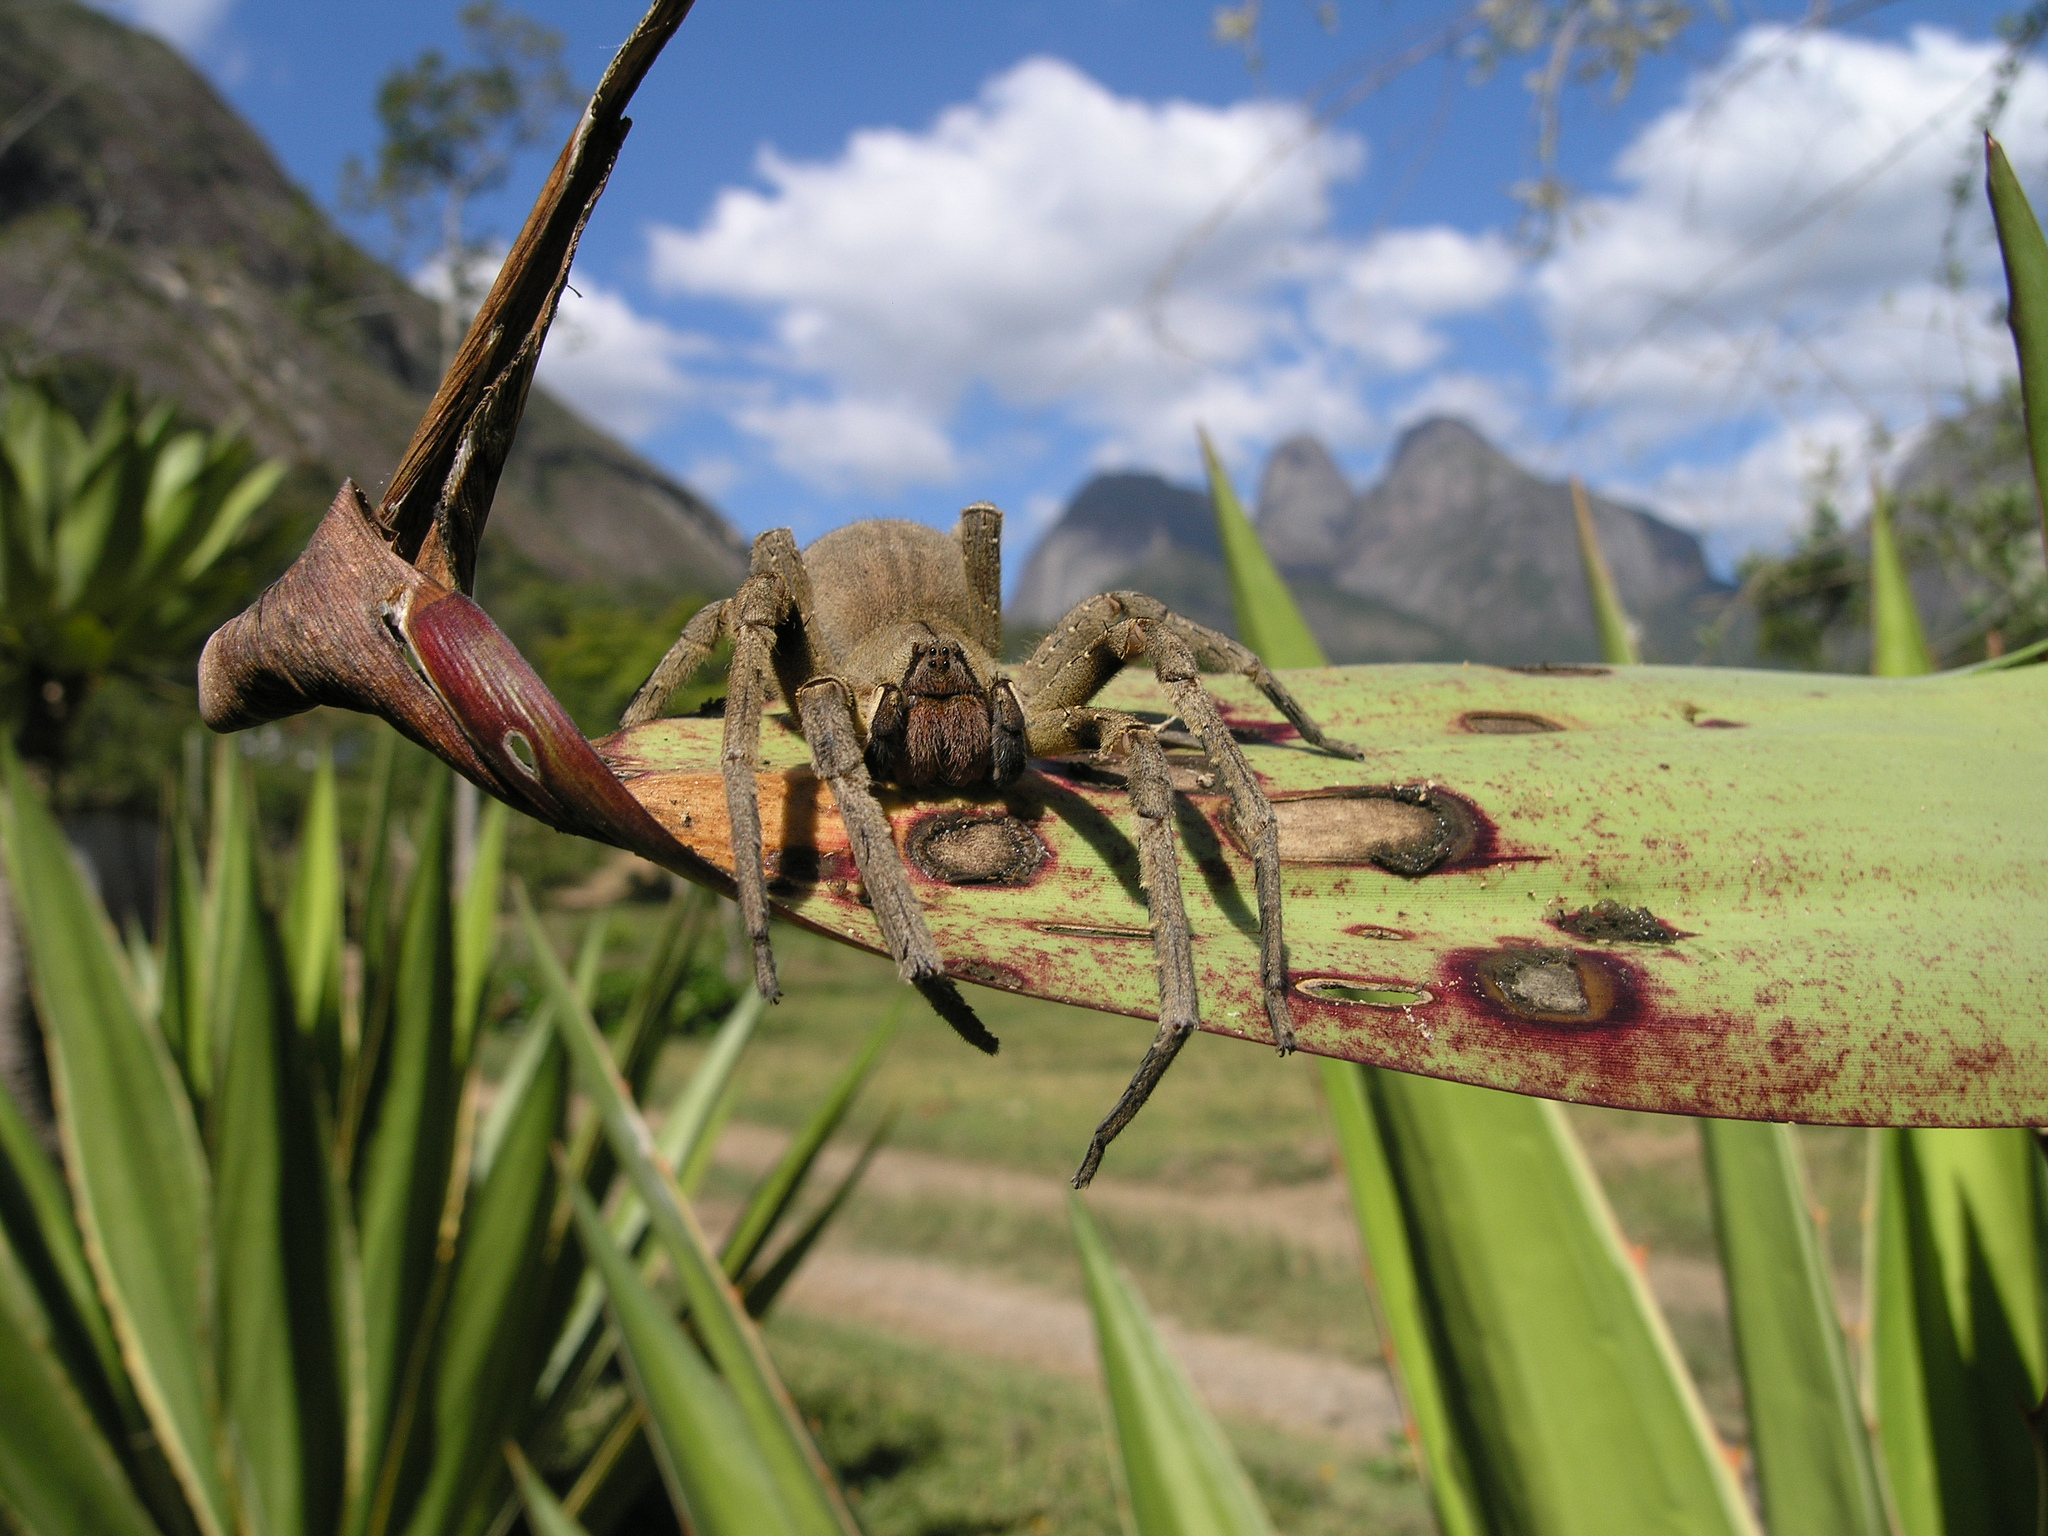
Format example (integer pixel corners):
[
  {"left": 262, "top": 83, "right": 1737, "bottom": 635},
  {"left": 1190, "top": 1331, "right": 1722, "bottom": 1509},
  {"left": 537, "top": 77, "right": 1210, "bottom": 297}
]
[
  {"left": 0, "top": 380, "right": 287, "bottom": 767},
  {"left": 0, "top": 740, "right": 893, "bottom": 1536}
]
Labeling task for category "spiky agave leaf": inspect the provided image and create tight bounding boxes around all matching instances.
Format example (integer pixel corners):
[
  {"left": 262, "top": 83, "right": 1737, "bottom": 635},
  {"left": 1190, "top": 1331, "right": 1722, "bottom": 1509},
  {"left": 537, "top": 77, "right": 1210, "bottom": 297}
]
[{"left": 1220, "top": 436, "right": 1753, "bottom": 1536}]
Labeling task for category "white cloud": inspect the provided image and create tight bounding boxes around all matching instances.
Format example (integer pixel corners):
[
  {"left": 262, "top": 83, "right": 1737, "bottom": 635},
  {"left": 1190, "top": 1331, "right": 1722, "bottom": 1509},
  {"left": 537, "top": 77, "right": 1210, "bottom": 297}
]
[
  {"left": 734, "top": 395, "right": 960, "bottom": 492},
  {"left": 1539, "top": 23, "right": 2048, "bottom": 538},
  {"left": 649, "top": 56, "right": 1443, "bottom": 492},
  {"left": 90, "top": 0, "right": 231, "bottom": 48},
  {"left": 538, "top": 278, "right": 705, "bottom": 440},
  {"left": 1313, "top": 228, "right": 1520, "bottom": 370},
  {"left": 414, "top": 250, "right": 702, "bottom": 442}
]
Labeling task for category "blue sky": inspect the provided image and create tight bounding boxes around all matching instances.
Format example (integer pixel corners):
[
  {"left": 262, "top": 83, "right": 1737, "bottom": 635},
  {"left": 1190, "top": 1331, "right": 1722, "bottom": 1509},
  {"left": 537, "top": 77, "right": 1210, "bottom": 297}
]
[{"left": 98, "top": 0, "right": 2041, "bottom": 575}]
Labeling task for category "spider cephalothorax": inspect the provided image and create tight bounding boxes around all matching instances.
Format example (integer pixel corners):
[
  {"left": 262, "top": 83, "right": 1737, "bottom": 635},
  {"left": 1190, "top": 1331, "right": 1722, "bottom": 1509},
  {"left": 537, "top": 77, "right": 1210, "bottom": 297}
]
[{"left": 624, "top": 506, "right": 1362, "bottom": 1185}]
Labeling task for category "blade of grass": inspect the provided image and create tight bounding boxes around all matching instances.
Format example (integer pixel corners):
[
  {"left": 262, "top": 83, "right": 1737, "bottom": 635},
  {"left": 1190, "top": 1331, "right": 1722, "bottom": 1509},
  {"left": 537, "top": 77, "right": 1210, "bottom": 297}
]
[
  {"left": 352, "top": 770, "right": 461, "bottom": 1533},
  {"left": 284, "top": 751, "right": 344, "bottom": 1041},
  {"left": 1375, "top": 1076, "right": 1759, "bottom": 1533},
  {"left": 0, "top": 1221, "right": 162, "bottom": 1536},
  {"left": 0, "top": 1049, "right": 131, "bottom": 1441},
  {"left": 566, "top": 1184, "right": 806, "bottom": 1536},
  {"left": 212, "top": 753, "right": 343, "bottom": 1536},
  {"left": 519, "top": 886, "right": 858, "bottom": 1536},
  {"left": 1869, "top": 480, "right": 1935, "bottom": 678},
  {"left": 340, "top": 729, "right": 401, "bottom": 1169},
  {"left": 535, "top": 987, "right": 765, "bottom": 1407},
  {"left": 746, "top": 1109, "right": 896, "bottom": 1320},
  {"left": 157, "top": 807, "right": 204, "bottom": 1090},
  {"left": 722, "top": 1011, "right": 896, "bottom": 1282},
  {"left": 1987, "top": 132, "right": 2048, "bottom": 550},
  {"left": 505, "top": 1442, "right": 591, "bottom": 1536},
  {"left": 1571, "top": 475, "right": 1641, "bottom": 664},
  {"left": 1701, "top": 1121, "right": 1887, "bottom": 1536},
  {"left": 1869, "top": 1128, "right": 2048, "bottom": 1536},
  {"left": 399, "top": 1037, "right": 566, "bottom": 1536},
  {"left": 453, "top": 797, "right": 509, "bottom": 1069},
  {"left": 1200, "top": 427, "right": 1322, "bottom": 668},
  {"left": 1320, "top": 1062, "right": 1483, "bottom": 1536},
  {"left": 1070, "top": 1195, "right": 1276, "bottom": 1536},
  {"left": 0, "top": 745, "right": 231, "bottom": 1536}
]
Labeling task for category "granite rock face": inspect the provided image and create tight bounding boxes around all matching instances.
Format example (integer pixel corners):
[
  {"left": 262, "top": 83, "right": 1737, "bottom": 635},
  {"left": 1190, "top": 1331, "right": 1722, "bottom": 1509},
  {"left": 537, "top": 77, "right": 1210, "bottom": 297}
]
[
  {"left": 1014, "top": 418, "right": 1730, "bottom": 664},
  {"left": 0, "top": 0, "right": 748, "bottom": 596}
]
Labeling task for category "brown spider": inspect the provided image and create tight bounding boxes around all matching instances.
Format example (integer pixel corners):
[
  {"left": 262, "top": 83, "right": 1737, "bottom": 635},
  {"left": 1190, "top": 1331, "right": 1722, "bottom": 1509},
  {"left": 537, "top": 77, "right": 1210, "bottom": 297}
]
[{"left": 623, "top": 505, "right": 1363, "bottom": 1184}]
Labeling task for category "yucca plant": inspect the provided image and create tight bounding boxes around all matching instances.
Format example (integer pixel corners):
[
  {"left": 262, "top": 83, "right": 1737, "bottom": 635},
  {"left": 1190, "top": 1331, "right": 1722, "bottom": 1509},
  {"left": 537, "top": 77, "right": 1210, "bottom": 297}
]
[
  {"left": 0, "top": 736, "right": 896, "bottom": 1536},
  {"left": 0, "top": 379, "right": 286, "bottom": 766}
]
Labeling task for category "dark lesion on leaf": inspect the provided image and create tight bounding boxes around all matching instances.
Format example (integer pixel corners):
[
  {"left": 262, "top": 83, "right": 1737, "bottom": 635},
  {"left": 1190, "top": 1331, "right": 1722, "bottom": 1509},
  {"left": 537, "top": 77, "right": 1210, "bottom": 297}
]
[
  {"left": 1460, "top": 710, "right": 1564, "bottom": 734},
  {"left": 1554, "top": 899, "right": 1687, "bottom": 945},
  {"left": 1507, "top": 662, "right": 1610, "bottom": 676},
  {"left": 1236, "top": 784, "right": 1474, "bottom": 876},
  {"left": 905, "top": 810, "right": 1048, "bottom": 886},
  {"left": 1475, "top": 946, "right": 1620, "bottom": 1025}
]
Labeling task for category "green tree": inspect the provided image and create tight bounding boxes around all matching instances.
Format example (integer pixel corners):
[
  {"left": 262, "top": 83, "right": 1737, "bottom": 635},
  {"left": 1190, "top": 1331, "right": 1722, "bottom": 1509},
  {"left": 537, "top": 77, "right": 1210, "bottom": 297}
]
[{"left": 342, "top": 2, "right": 579, "bottom": 370}]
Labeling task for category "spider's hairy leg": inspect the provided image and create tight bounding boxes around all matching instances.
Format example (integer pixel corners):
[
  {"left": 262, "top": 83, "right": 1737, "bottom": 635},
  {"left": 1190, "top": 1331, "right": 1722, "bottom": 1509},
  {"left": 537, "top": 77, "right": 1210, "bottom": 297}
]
[
  {"left": 1034, "top": 708, "right": 1202, "bottom": 1189},
  {"left": 1017, "top": 596, "right": 1300, "bottom": 1059},
  {"left": 1139, "top": 620, "right": 1297, "bottom": 1057},
  {"left": 794, "top": 678, "right": 999, "bottom": 1056},
  {"left": 1116, "top": 594, "right": 1365, "bottom": 761},
  {"left": 723, "top": 575, "right": 786, "bottom": 1002},
  {"left": 621, "top": 597, "right": 729, "bottom": 727}
]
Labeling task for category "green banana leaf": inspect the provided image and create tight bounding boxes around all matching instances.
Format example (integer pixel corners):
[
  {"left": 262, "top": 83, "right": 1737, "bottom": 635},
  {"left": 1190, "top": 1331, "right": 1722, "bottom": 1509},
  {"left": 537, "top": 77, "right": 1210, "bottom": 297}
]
[
  {"left": 1207, "top": 440, "right": 1755, "bottom": 1536},
  {"left": 1070, "top": 1194, "right": 1277, "bottom": 1536},
  {"left": 602, "top": 611, "right": 2048, "bottom": 1132}
]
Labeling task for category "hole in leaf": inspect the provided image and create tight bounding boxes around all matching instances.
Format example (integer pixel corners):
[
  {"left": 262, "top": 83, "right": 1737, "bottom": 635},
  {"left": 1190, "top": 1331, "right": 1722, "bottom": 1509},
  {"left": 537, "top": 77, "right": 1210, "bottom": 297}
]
[
  {"left": 503, "top": 729, "right": 538, "bottom": 777},
  {"left": 1037, "top": 922, "right": 1150, "bottom": 941},
  {"left": 1297, "top": 978, "right": 1433, "bottom": 1008}
]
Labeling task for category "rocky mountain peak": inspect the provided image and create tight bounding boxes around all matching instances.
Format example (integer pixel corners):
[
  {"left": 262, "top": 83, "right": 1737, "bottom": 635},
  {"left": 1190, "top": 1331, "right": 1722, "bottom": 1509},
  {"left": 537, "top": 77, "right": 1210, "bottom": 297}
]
[
  {"left": 1016, "top": 416, "right": 1729, "bottom": 664},
  {"left": 1255, "top": 435, "right": 1353, "bottom": 567}
]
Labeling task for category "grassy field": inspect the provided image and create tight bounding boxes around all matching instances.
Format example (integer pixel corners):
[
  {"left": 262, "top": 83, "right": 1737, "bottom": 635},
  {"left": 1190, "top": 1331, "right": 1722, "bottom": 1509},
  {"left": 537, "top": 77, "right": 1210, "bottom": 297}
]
[{"left": 532, "top": 901, "right": 1876, "bottom": 1533}]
